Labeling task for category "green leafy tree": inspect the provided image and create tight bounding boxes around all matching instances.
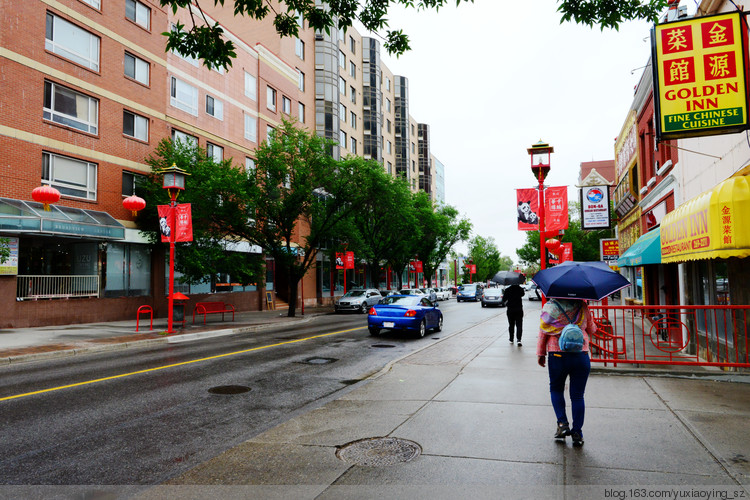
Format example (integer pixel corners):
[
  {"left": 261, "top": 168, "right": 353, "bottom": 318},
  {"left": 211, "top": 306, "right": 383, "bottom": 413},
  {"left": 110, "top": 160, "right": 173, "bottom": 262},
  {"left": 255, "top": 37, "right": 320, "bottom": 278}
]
[
  {"left": 140, "top": 139, "right": 265, "bottom": 292},
  {"left": 234, "top": 120, "right": 375, "bottom": 316},
  {"left": 465, "top": 235, "right": 502, "bottom": 283},
  {"left": 160, "top": 0, "right": 667, "bottom": 71},
  {"left": 412, "top": 196, "right": 472, "bottom": 287}
]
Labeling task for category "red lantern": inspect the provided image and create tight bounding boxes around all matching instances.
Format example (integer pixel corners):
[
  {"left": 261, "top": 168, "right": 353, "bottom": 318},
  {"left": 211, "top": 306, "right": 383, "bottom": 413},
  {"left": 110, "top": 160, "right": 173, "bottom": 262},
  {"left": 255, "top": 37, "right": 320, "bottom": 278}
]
[
  {"left": 122, "top": 195, "right": 146, "bottom": 216},
  {"left": 31, "top": 185, "right": 61, "bottom": 211},
  {"left": 545, "top": 238, "right": 562, "bottom": 256}
]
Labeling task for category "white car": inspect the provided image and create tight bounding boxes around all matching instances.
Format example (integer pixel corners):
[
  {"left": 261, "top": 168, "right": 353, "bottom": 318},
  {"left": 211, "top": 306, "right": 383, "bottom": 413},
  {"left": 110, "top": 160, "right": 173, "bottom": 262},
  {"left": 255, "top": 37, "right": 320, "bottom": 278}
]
[
  {"left": 435, "top": 287, "right": 451, "bottom": 300},
  {"left": 334, "top": 288, "right": 383, "bottom": 313}
]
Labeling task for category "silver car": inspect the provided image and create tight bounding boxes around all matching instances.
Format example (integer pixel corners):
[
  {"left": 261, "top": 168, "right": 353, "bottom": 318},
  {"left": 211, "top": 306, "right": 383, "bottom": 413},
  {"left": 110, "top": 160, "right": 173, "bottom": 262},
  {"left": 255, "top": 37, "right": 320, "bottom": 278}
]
[
  {"left": 335, "top": 288, "right": 383, "bottom": 313},
  {"left": 420, "top": 288, "right": 438, "bottom": 303}
]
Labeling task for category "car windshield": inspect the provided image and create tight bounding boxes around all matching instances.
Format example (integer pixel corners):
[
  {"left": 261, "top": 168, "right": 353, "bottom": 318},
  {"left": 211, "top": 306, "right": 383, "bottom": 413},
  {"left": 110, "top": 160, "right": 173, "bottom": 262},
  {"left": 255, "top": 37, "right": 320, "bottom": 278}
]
[
  {"left": 381, "top": 296, "right": 420, "bottom": 306},
  {"left": 462, "top": 285, "right": 477, "bottom": 291},
  {"left": 486, "top": 289, "right": 502, "bottom": 296},
  {"left": 343, "top": 290, "right": 366, "bottom": 297}
]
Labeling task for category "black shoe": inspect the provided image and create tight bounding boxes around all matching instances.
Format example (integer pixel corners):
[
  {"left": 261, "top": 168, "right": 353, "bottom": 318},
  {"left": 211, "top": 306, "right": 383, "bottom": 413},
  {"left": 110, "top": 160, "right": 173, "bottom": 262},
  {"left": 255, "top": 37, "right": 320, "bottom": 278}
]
[
  {"left": 554, "top": 423, "right": 570, "bottom": 439},
  {"left": 509, "top": 340, "right": 514, "bottom": 344},
  {"left": 571, "top": 431, "right": 584, "bottom": 446},
  {"left": 517, "top": 341, "right": 522, "bottom": 346}
]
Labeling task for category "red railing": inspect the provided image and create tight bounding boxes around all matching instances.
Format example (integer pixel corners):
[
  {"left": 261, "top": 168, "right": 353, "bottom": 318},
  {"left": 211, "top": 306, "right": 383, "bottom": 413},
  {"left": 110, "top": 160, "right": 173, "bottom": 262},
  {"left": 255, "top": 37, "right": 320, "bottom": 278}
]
[{"left": 588, "top": 304, "right": 750, "bottom": 368}]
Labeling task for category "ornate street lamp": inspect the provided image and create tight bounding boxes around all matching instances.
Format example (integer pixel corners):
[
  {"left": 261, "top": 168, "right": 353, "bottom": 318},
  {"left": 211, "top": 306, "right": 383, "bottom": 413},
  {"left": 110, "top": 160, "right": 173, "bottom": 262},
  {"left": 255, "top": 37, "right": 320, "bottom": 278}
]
[
  {"left": 527, "top": 141, "right": 553, "bottom": 304},
  {"left": 160, "top": 163, "right": 190, "bottom": 334}
]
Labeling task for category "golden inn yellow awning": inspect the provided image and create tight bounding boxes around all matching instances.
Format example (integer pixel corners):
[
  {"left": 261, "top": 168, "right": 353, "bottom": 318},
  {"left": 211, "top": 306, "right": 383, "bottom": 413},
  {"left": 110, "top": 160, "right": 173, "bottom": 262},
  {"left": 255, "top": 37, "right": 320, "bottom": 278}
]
[{"left": 660, "top": 175, "right": 750, "bottom": 263}]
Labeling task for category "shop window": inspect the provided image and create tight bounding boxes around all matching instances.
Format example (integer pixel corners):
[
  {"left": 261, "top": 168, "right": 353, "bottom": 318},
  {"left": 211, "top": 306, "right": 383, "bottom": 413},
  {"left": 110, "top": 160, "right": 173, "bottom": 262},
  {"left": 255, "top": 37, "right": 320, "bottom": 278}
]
[
  {"left": 42, "top": 151, "right": 97, "bottom": 200},
  {"left": 105, "top": 242, "right": 151, "bottom": 297}
]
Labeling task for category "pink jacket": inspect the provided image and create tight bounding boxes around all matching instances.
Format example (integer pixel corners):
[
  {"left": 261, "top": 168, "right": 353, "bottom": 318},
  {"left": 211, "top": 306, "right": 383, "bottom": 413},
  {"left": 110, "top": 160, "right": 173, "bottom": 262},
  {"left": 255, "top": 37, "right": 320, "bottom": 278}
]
[{"left": 536, "top": 299, "right": 597, "bottom": 356}]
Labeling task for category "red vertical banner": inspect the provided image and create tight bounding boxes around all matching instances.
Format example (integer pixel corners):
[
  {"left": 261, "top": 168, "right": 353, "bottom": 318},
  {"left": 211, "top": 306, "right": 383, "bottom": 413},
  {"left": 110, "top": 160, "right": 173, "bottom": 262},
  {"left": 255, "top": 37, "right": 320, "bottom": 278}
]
[
  {"left": 157, "top": 205, "right": 173, "bottom": 243},
  {"left": 175, "top": 203, "right": 193, "bottom": 242},
  {"left": 516, "top": 188, "right": 539, "bottom": 231},
  {"left": 344, "top": 251, "right": 355, "bottom": 269},
  {"left": 560, "top": 243, "right": 573, "bottom": 262},
  {"left": 544, "top": 186, "right": 569, "bottom": 232},
  {"left": 414, "top": 260, "right": 423, "bottom": 273},
  {"left": 335, "top": 253, "right": 345, "bottom": 269}
]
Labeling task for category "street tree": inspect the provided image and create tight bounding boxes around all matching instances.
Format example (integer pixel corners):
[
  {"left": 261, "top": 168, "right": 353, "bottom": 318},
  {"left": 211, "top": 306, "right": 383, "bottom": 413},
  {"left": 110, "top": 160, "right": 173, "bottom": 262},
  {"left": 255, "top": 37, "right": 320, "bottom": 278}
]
[
  {"left": 465, "top": 235, "right": 503, "bottom": 283},
  {"left": 412, "top": 193, "right": 472, "bottom": 287},
  {"left": 140, "top": 139, "right": 265, "bottom": 292},
  {"left": 160, "top": 0, "right": 669, "bottom": 71}
]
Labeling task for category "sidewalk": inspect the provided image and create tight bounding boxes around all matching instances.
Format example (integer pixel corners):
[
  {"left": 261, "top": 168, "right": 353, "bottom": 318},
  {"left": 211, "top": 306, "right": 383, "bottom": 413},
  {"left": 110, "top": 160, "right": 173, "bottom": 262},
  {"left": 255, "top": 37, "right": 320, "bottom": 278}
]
[
  {"left": 2, "top": 306, "right": 749, "bottom": 496},
  {"left": 141, "top": 311, "right": 750, "bottom": 498}
]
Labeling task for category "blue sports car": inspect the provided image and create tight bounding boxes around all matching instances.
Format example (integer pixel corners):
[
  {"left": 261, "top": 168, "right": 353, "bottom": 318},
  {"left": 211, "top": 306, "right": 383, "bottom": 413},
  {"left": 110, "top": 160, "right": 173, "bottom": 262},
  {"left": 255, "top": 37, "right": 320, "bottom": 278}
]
[{"left": 367, "top": 295, "right": 443, "bottom": 337}]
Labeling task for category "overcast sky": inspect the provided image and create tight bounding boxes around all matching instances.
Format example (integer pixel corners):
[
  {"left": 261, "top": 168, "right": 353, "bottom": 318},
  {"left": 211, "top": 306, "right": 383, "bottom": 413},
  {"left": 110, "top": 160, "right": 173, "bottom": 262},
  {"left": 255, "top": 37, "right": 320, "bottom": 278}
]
[{"left": 370, "top": 0, "right": 694, "bottom": 263}]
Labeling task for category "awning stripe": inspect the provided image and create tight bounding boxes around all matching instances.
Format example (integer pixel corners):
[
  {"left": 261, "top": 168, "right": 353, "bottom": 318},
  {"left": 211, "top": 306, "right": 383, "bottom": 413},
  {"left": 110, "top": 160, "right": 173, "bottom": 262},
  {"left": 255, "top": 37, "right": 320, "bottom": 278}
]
[{"left": 617, "top": 229, "right": 661, "bottom": 267}]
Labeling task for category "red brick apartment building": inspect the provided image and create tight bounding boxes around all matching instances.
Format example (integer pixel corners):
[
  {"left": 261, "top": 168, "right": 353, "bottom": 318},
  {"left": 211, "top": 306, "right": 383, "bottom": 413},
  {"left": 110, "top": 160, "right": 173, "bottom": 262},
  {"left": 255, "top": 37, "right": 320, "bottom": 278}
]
[{"left": 0, "top": 0, "right": 313, "bottom": 327}]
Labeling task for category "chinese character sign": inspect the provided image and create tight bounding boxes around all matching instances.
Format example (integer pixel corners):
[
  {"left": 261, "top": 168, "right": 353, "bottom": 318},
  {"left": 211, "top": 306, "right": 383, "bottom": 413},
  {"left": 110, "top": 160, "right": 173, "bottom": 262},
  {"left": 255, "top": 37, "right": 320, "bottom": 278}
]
[
  {"left": 158, "top": 204, "right": 193, "bottom": 242},
  {"left": 336, "top": 251, "right": 355, "bottom": 270},
  {"left": 559, "top": 243, "right": 573, "bottom": 263},
  {"left": 516, "top": 188, "right": 539, "bottom": 231},
  {"left": 409, "top": 260, "right": 423, "bottom": 273},
  {"left": 544, "top": 186, "right": 569, "bottom": 233},
  {"left": 580, "top": 186, "right": 611, "bottom": 230},
  {"left": 653, "top": 12, "right": 749, "bottom": 140},
  {"left": 600, "top": 238, "right": 620, "bottom": 262}
]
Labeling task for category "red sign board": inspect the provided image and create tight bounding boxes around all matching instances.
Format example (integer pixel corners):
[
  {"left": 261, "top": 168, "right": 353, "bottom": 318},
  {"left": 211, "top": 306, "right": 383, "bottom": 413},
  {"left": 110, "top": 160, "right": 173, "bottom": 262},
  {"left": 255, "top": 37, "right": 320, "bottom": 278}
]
[
  {"left": 158, "top": 204, "right": 193, "bottom": 243},
  {"left": 336, "top": 251, "right": 355, "bottom": 270}
]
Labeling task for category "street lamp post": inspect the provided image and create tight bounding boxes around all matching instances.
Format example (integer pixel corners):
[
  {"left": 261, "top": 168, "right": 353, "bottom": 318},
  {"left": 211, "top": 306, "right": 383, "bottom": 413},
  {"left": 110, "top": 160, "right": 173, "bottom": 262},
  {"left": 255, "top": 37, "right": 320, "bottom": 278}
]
[
  {"left": 161, "top": 163, "right": 189, "bottom": 334},
  {"left": 527, "top": 141, "right": 553, "bottom": 305}
]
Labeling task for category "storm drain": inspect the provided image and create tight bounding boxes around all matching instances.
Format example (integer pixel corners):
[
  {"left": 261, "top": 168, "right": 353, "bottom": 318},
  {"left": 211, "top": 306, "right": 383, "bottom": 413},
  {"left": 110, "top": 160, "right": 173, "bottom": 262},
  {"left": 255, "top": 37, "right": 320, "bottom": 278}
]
[
  {"left": 208, "top": 385, "right": 251, "bottom": 395},
  {"left": 336, "top": 437, "right": 421, "bottom": 467},
  {"left": 371, "top": 344, "right": 396, "bottom": 348},
  {"left": 299, "top": 357, "right": 338, "bottom": 365}
]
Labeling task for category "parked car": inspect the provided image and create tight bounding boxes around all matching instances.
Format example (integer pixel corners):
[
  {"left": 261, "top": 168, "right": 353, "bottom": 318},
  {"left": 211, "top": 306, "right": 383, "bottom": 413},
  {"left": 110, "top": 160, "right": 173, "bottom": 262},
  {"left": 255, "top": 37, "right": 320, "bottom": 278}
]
[
  {"left": 456, "top": 283, "right": 482, "bottom": 302},
  {"left": 334, "top": 288, "right": 383, "bottom": 313},
  {"left": 420, "top": 288, "right": 438, "bottom": 302},
  {"left": 368, "top": 294, "right": 443, "bottom": 337},
  {"left": 526, "top": 282, "right": 542, "bottom": 301},
  {"left": 481, "top": 287, "right": 505, "bottom": 307},
  {"left": 398, "top": 288, "right": 425, "bottom": 297},
  {"left": 435, "top": 287, "right": 451, "bottom": 301}
]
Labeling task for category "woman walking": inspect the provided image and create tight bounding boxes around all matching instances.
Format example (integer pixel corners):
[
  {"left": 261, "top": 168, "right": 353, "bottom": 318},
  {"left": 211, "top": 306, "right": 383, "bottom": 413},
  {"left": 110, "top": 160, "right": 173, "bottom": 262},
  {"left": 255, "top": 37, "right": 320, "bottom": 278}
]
[{"left": 536, "top": 298, "right": 597, "bottom": 446}]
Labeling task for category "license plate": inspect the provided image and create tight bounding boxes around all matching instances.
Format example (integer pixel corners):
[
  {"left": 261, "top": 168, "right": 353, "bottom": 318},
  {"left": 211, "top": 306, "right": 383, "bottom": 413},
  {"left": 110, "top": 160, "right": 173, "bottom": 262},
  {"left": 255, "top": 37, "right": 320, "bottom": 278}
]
[{"left": 383, "top": 322, "right": 395, "bottom": 328}]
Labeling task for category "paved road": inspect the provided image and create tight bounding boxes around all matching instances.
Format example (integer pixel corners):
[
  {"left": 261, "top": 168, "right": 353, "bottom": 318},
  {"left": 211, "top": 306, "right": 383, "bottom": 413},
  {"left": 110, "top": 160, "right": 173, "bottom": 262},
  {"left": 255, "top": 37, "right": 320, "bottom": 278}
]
[{"left": 0, "top": 299, "right": 501, "bottom": 484}]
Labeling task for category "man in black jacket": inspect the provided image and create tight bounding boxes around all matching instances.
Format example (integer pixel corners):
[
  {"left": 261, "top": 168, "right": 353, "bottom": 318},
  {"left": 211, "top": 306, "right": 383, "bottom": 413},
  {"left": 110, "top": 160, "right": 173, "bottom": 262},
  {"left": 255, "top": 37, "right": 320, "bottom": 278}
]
[{"left": 501, "top": 278, "right": 526, "bottom": 346}]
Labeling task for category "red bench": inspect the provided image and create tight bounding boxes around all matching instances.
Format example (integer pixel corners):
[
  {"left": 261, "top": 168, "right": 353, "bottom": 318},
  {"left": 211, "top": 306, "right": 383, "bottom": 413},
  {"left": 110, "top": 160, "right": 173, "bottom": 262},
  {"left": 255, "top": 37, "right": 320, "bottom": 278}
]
[{"left": 193, "top": 301, "right": 235, "bottom": 325}]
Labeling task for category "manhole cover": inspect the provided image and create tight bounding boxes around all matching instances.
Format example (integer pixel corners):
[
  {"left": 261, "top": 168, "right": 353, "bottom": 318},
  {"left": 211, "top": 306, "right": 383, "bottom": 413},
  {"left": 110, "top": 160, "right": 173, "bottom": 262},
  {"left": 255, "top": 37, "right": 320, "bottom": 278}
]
[
  {"left": 371, "top": 344, "right": 396, "bottom": 348},
  {"left": 208, "top": 385, "right": 251, "bottom": 395},
  {"left": 336, "top": 437, "right": 421, "bottom": 467},
  {"left": 300, "top": 357, "right": 338, "bottom": 365}
]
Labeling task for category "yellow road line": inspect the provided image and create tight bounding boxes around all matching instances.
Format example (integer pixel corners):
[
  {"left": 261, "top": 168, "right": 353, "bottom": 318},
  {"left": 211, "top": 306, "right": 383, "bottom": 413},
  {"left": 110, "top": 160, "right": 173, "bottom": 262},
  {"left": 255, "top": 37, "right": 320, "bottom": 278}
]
[{"left": 1, "top": 327, "right": 365, "bottom": 402}]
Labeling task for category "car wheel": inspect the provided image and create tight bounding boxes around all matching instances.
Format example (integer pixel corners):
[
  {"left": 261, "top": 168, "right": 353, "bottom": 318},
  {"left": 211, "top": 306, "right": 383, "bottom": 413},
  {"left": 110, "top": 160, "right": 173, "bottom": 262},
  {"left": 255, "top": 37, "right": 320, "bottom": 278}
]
[
  {"left": 417, "top": 320, "right": 426, "bottom": 338},
  {"left": 360, "top": 303, "right": 368, "bottom": 314},
  {"left": 434, "top": 315, "right": 443, "bottom": 332},
  {"left": 369, "top": 327, "right": 380, "bottom": 336},
  {"left": 481, "top": 302, "right": 486, "bottom": 307}
]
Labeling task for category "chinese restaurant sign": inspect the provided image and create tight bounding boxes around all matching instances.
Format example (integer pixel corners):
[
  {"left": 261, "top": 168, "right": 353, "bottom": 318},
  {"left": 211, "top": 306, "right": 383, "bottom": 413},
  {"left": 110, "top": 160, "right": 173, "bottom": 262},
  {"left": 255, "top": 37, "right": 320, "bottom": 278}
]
[
  {"left": 652, "top": 12, "right": 750, "bottom": 140},
  {"left": 581, "top": 186, "right": 611, "bottom": 230}
]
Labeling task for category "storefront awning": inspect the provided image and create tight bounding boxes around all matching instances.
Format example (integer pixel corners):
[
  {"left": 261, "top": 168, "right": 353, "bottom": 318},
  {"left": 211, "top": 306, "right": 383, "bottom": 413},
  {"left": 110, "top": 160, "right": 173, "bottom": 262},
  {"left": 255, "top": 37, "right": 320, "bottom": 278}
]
[
  {"left": 660, "top": 175, "right": 750, "bottom": 263},
  {"left": 617, "top": 228, "right": 661, "bottom": 267},
  {"left": 0, "top": 197, "right": 125, "bottom": 240}
]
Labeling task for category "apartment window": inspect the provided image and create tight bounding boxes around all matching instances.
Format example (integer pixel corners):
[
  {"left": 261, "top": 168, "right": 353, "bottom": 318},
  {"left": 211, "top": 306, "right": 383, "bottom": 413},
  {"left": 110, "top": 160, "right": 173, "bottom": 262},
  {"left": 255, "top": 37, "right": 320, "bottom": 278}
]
[
  {"left": 42, "top": 152, "right": 97, "bottom": 200},
  {"left": 295, "top": 38, "right": 305, "bottom": 60},
  {"left": 245, "top": 72, "right": 257, "bottom": 100},
  {"left": 387, "top": 141, "right": 392, "bottom": 154},
  {"left": 349, "top": 36, "right": 356, "bottom": 53},
  {"left": 340, "top": 103, "right": 346, "bottom": 119},
  {"left": 43, "top": 80, "right": 98, "bottom": 134},
  {"left": 350, "top": 86, "right": 356, "bottom": 104},
  {"left": 207, "top": 143, "right": 223, "bottom": 162},
  {"left": 170, "top": 77, "right": 198, "bottom": 115},
  {"left": 244, "top": 114, "right": 257, "bottom": 142},
  {"left": 123, "top": 110, "right": 148, "bottom": 141},
  {"left": 339, "top": 50, "right": 345, "bottom": 68},
  {"left": 245, "top": 157, "right": 256, "bottom": 174},
  {"left": 298, "top": 102, "right": 305, "bottom": 123},
  {"left": 386, "top": 98, "right": 391, "bottom": 113},
  {"left": 124, "top": 52, "right": 149, "bottom": 85},
  {"left": 386, "top": 78, "right": 391, "bottom": 91},
  {"left": 81, "top": 0, "right": 101, "bottom": 9},
  {"left": 349, "top": 61, "right": 356, "bottom": 78},
  {"left": 125, "top": 0, "right": 150, "bottom": 30},
  {"left": 267, "top": 125, "right": 275, "bottom": 144},
  {"left": 122, "top": 171, "right": 145, "bottom": 197},
  {"left": 412, "top": 143, "right": 415, "bottom": 154},
  {"left": 206, "top": 95, "right": 223, "bottom": 120},
  {"left": 297, "top": 69, "right": 305, "bottom": 91},
  {"left": 267, "top": 86, "right": 276, "bottom": 111},
  {"left": 45, "top": 12, "right": 100, "bottom": 71},
  {"left": 339, "top": 76, "right": 346, "bottom": 95},
  {"left": 172, "top": 129, "right": 197, "bottom": 146},
  {"left": 350, "top": 137, "right": 356, "bottom": 154},
  {"left": 339, "top": 130, "right": 346, "bottom": 147},
  {"left": 282, "top": 96, "right": 291, "bottom": 114},
  {"left": 386, "top": 119, "right": 391, "bottom": 133},
  {"left": 387, "top": 161, "right": 392, "bottom": 175},
  {"left": 169, "top": 24, "right": 199, "bottom": 66},
  {"left": 350, "top": 111, "right": 356, "bottom": 128}
]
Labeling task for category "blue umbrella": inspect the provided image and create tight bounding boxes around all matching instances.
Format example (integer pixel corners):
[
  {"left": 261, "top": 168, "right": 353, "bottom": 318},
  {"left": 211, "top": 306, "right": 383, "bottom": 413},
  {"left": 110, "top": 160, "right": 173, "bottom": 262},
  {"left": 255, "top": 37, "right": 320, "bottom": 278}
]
[{"left": 531, "top": 261, "right": 631, "bottom": 301}]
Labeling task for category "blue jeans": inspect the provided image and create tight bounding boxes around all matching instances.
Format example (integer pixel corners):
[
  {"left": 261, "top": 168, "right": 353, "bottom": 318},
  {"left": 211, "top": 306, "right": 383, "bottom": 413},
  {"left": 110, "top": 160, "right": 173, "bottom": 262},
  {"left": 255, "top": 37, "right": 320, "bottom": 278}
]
[{"left": 547, "top": 352, "right": 591, "bottom": 436}]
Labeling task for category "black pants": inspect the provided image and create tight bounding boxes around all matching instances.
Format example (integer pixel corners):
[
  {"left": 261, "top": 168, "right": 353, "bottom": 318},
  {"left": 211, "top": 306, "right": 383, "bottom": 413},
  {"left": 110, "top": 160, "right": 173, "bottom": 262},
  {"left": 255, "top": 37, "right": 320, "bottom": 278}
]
[{"left": 507, "top": 309, "right": 523, "bottom": 341}]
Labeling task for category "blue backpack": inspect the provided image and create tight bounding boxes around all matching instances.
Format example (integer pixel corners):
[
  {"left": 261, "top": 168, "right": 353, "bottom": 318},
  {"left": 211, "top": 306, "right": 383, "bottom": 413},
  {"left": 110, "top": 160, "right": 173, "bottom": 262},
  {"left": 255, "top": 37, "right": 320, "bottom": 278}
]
[{"left": 553, "top": 301, "right": 585, "bottom": 352}]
